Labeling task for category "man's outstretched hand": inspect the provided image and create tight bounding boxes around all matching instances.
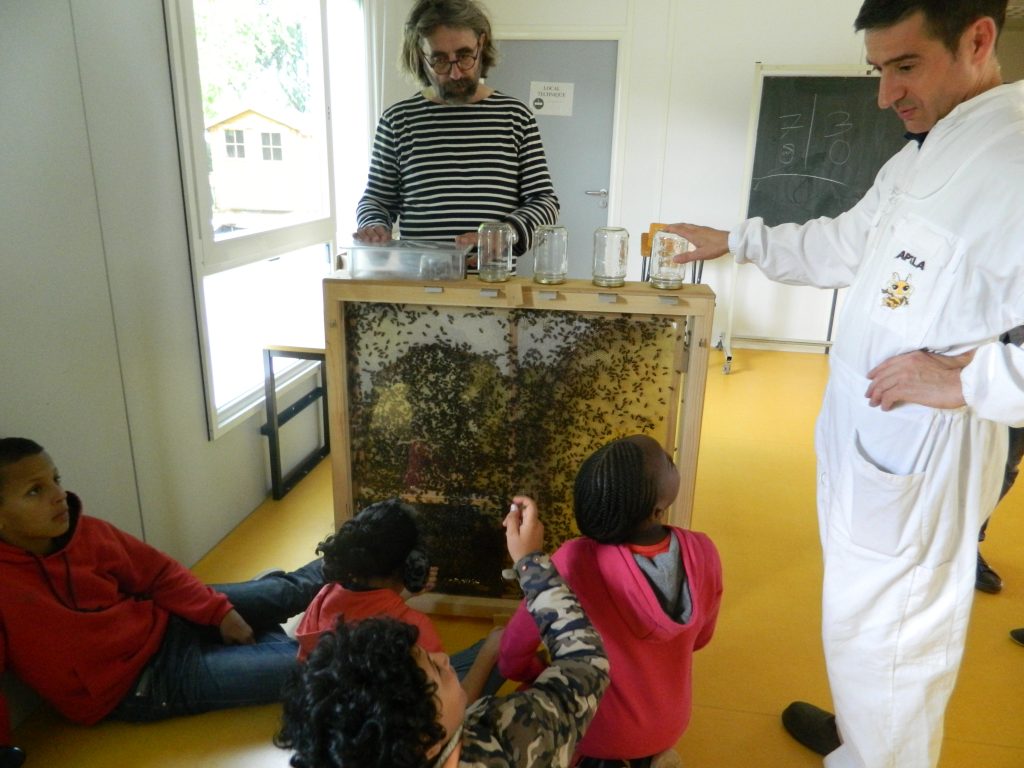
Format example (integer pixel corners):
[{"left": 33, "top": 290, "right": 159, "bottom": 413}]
[{"left": 662, "top": 223, "right": 730, "bottom": 263}]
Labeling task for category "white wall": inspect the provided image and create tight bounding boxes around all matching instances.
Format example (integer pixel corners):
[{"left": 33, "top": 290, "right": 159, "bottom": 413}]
[
  {"left": 657, "top": 1, "right": 866, "bottom": 350},
  {"left": 1, "top": 0, "right": 141, "bottom": 537},
  {"left": 1, "top": 0, "right": 273, "bottom": 565}
]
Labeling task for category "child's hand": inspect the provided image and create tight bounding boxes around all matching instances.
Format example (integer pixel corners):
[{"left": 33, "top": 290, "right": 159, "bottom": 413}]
[
  {"left": 218, "top": 609, "right": 256, "bottom": 645},
  {"left": 482, "top": 626, "right": 504, "bottom": 654},
  {"left": 504, "top": 496, "right": 544, "bottom": 563},
  {"left": 422, "top": 565, "right": 439, "bottom": 594},
  {"left": 475, "top": 626, "right": 505, "bottom": 667},
  {"left": 460, "top": 626, "right": 506, "bottom": 702}
]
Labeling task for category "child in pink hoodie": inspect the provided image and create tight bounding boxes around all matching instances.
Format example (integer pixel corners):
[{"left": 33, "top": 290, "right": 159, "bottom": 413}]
[{"left": 499, "top": 435, "right": 723, "bottom": 767}]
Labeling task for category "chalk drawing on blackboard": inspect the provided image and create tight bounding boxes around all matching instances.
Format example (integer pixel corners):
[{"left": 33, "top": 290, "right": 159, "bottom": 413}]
[{"left": 745, "top": 72, "right": 907, "bottom": 227}]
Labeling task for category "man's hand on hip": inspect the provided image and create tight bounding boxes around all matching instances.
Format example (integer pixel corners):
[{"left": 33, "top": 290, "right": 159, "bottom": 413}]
[{"left": 865, "top": 349, "right": 976, "bottom": 411}]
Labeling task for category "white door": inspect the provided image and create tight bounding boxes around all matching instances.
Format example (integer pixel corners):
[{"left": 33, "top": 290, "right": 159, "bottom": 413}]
[{"left": 488, "top": 40, "right": 617, "bottom": 278}]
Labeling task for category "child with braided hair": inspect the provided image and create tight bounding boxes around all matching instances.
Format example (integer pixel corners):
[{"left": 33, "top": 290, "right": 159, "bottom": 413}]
[{"left": 498, "top": 435, "right": 723, "bottom": 768}]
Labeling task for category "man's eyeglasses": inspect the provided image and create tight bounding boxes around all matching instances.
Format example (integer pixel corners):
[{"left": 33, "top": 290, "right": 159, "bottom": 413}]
[{"left": 423, "top": 44, "right": 480, "bottom": 75}]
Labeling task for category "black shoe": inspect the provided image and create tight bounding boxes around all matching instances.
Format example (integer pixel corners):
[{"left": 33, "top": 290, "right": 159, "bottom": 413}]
[
  {"left": 976, "top": 552, "right": 1003, "bottom": 594},
  {"left": 0, "top": 746, "right": 25, "bottom": 768},
  {"left": 1010, "top": 628, "right": 1024, "bottom": 646},
  {"left": 782, "top": 701, "right": 841, "bottom": 756}
]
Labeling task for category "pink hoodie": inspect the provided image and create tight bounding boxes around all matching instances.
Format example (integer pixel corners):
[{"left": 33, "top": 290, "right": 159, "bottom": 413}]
[{"left": 498, "top": 527, "right": 722, "bottom": 759}]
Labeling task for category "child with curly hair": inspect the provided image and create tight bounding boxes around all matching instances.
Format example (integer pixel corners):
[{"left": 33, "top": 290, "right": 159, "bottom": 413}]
[
  {"left": 498, "top": 434, "right": 723, "bottom": 768},
  {"left": 295, "top": 498, "right": 440, "bottom": 658},
  {"left": 295, "top": 498, "right": 502, "bottom": 700},
  {"left": 276, "top": 497, "right": 610, "bottom": 767}
]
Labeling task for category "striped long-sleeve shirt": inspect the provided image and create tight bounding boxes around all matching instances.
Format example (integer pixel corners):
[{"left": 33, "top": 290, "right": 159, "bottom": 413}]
[{"left": 356, "top": 92, "right": 560, "bottom": 268}]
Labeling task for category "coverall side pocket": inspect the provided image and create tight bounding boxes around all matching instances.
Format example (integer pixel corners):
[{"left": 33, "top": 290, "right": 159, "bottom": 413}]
[
  {"left": 895, "top": 561, "right": 955, "bottom": 666},
  {"left": 849, "top": 433, "right": 926, "bottom": 558}
]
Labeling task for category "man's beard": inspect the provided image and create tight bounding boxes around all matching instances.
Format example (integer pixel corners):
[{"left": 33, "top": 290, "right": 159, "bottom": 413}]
[{"left": 438, "top": 76, "right": 479, "bottom": 104}]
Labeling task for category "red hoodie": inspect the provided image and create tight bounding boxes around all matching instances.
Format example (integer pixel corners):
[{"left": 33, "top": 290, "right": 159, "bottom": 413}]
[
  {"left": 294, "top": 583, "right": 443, "bottom": 661},
  {"left": 498, "top": 527, "right": 723, "bottom": 759},
  {"left": 0, "top": 493, "right": 232, "bottom": 742}
]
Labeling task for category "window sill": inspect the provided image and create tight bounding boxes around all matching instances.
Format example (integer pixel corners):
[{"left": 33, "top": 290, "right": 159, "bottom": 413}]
[{"left": 212, "top": 359, "right": 322, "bottom": 438}]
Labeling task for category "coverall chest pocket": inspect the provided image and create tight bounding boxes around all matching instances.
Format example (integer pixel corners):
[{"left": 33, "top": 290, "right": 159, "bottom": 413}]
[{"left": 867, "top": 215, "right": 964, "bottom": 348}]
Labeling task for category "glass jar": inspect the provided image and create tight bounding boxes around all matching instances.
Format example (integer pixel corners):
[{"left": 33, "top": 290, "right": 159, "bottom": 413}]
[
  {"left": 649, "top": 230, "right": 693, "bottom": 290},
  {"left": 592, "top": 226, "right": 628, "bottom": 287},
  {"left": 477, "top": 222, "right": 516, "bottom": 283},
  {"left": 532, "top": 225, "right": 569, "bottom": 284}
]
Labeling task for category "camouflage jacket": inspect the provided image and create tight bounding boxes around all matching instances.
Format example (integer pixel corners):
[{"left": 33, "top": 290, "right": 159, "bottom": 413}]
[{"left": 456, "top": 553, "right": 610, "bottom": 767}]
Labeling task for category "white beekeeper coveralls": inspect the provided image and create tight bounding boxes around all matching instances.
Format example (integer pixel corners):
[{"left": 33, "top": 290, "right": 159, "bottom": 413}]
[{"left": 729, "top": 81, "right": 1024, "bottom": 768}]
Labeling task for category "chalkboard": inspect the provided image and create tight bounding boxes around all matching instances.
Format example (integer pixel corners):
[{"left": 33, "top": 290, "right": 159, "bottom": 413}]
[{"left": 746, "top": 73, "right": 907, "bottom": 226}]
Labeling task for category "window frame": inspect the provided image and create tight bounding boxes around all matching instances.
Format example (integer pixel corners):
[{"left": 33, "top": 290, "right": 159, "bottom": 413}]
[
  {"left": 164, "top": 0, "right": 338, "bottom": 438},
  {"left": 225, "top": 128, "right": 246, "bottom": 158},
  {"left": 261, "top": 131, "right": 283, "bottom": 161}
]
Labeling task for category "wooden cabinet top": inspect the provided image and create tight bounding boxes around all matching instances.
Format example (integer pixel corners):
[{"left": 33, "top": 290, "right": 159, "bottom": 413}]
[{"left": 324, "top": 275, "right": 715, "bottom": 318}]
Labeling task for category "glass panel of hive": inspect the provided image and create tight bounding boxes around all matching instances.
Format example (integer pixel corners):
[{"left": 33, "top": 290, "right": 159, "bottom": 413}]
[{"left": 344, "top": 302, "right": 682, "bottom": 598}]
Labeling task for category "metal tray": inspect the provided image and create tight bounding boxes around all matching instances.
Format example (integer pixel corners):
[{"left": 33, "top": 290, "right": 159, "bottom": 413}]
[{"left": 342, "top": 239, "right": 468, "bottom": 281}]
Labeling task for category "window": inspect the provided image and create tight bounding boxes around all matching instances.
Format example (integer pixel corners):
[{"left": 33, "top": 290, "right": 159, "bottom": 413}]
[
  {"left": 261, "top": 131, "right": 283, "bottom": 161},
  {"left": 167, "top": 0, "right": 367, "bottom": 436},
  {"left": 225, "top": 129, "right": 245, "bottom": 158},
  {"left": 203, "top": 245, "right": 329, "bottom": 409}
]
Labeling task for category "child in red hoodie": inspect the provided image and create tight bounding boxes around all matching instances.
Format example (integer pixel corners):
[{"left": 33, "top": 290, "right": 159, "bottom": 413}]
[
  {"left": 295, "top": 498, "right": 503, "bottom": 701},
  {"left": 295, "top": 498, "right": 443, "bottom": 659},
  {"left": 0, "top": 437, "right": 324, "bottom": 766},
  {"left": 498, "top": 434, "right": 723, "bottom": 767}
]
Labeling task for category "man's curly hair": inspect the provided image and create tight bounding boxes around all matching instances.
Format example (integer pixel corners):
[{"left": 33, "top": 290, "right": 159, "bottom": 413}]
[
  {"left": 275, "top": 617, "right": 446, "bottom": 768},
  {"left": 401, "top": 0, "right": 498, "bottom": 86}
]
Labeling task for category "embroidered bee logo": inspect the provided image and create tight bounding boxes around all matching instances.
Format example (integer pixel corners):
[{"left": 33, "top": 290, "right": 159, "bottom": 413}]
[{"left": 881, "top": 273, "right": 913, "bottom": 309}]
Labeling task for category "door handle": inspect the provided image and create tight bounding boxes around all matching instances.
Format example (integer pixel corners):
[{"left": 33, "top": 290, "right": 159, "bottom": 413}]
[{"left": 584, "top": 188, "right": 609, "bottom": 209}]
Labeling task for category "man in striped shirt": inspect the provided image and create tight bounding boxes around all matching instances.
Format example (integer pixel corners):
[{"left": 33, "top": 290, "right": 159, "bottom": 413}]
[{"left": 354, "top": 0, "right": 560, "bottom": 273}]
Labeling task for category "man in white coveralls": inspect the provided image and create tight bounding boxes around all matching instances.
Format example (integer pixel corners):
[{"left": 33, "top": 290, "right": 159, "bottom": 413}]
[{"left": 667, "top": 1, "right": 1023, "bottom": 766}]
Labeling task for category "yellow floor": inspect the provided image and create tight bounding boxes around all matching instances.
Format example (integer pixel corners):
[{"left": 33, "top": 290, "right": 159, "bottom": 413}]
[{"left": 14, "top": 349, "right": 1024, "bottom": 766}]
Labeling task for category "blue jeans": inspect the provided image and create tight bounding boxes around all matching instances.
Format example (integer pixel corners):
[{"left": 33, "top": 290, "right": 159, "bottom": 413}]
[
  {"left": 979, "top": 425, "right": 1024, "bottom": 541},
  {"left": 451, "top": 637, "right": 505, "bottom": 697},
  {"left": 109, "top": 560, "right": 323, "bottom": 722}
]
